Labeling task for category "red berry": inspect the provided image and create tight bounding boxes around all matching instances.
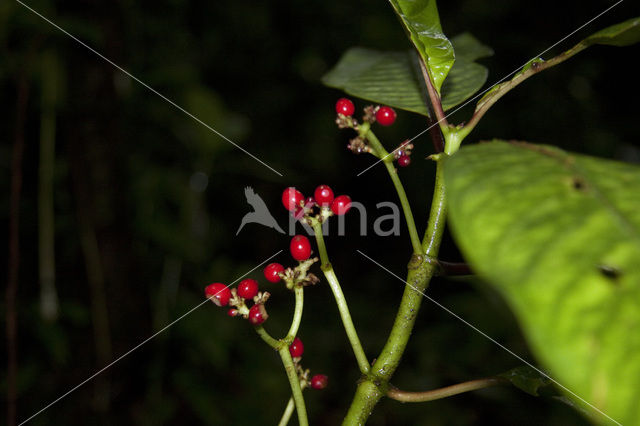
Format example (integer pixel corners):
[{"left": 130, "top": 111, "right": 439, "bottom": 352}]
[
  {"left": 264, "top": 263, "right": 285, "bottom": 283},
  {"left": 282, "top": 187, "right": 304, "bottom": 212},
  {"left": 248, "top": 304, "right": 268, "bottom": 325},
  {"left": 237, "top": 279, "right": 259, "bottom": 300},
  {"left": 331, "top": 195, "right": 351, "bottom": 215},
  {"left": 335, "top": 98, "right": 355, "bottom": 116},
  {"left": 375, "top": 106, "right": 396, "bottom": 126},
  {"left": 290, "top": 235, "right": 312, "bottom": 261},
  {"left": 228, "top": 308, "right": 239, "bottom": 317},
  {"left": 205, "top": 283, "right": 232, "bottom": 307},
  {"left": 289, "top": 337, "right": 304, "bottom": 358},
  {"left": 310, "top": 374, "right": 328, "bottom": 390},
  {"left": 397, "top": 155, "right": 411, "bottom": 167},
  {"left": 314, "top": 185, "right": 334, "bottom": 206}
]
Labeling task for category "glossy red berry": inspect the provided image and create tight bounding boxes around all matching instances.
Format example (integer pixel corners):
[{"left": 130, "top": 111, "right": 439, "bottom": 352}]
[
  {"left": 314, "top": 185, "right": 334, "bottom": 206},
  {"left": 282, "top": 187, "right": 304, "bottom": 212},
  {"left": 289, "top": 337, "right": 304, "bottom": 358},
  {"left": 264, "top": 263, "right": 285, "bottom": 283},
  {"left": 397, "top": 155, "right": 411, "bottom": 167},
  {"left": 331, "top": 195, "right": 351, "bottom": 215},
  {"left": 335, "top": 98, "right": 355, "bottom": 116},
  {"left": 290, "top": 235, "right": 312, "bottom": 261},
  {"left": 237, "top": 279, "right": 259, "bottom": 300},
  {"left": 228, "top": 308, "right": 239, "bottom": 317},
  {"left": 205, "top": 283, "right": 231, "bottom": 307},
  {"left": 248, "top": 304, "right": 268, "bottom": 325},
  {"left": 375, "top": 106, "right": 397, "bottom": 126},
  {"left": 310, "top": 374, "right": 328, "bottom": 390}
]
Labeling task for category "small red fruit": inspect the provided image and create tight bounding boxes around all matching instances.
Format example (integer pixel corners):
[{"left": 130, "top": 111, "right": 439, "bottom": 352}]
[
  {"left": 282, "top": 187, "right": 304, "bottom": 212},
  {"left": 335, "top": 98, "right": 355, "bottom": 116},
  {"left": 314, "top": 185, "right": 334, "bottom": 206},
  {"left": 248, "top": 304, "right": 268, "bottom": 325},
  {"left": 331, "top": 195, "right": 351, "bottom": 215},
  {"left": 237, "top": 279, "right": 259, "bottom": 300},
  {"left": 264, "top": 263, "right": 285, "bottom": 283},
  {"left": 205, "top": 283, "right": 232, "bottom": 307},
  {"left": 375, "top": 106, "right": 397, "bottom": 126},
  {"left": 397, "top": 155, "right": 411, "bottom": 167},
  {"left": 289, "top": 337, "right": 304, "bottom": 358},
  {"left": 310, "top": 374, "right": 328, "bottom": 390},
  {"left": 290, "top": 235, "right": 312, "bottom": 261},
  {"left": 228, "top": 308, "right": 239, "bottom": 317}
]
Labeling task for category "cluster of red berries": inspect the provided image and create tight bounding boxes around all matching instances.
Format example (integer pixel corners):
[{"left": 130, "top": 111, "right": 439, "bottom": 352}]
[
  {"left": 335, "top": 98, "right": 397, "bottom": 127},
  {"left": 288, "top": 336, "right": 328, "bottom": 390},
  {"left": 205, "top": 280, "right": 269, "bottom": 325},
  {"left": 282, "top": 185, "right": 351, "bottom": 218}
]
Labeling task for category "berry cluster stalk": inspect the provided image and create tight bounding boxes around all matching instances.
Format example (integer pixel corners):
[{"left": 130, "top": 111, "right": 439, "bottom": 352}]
[{"left": 311, "top": 220, "right": 370, "bottom": 374}]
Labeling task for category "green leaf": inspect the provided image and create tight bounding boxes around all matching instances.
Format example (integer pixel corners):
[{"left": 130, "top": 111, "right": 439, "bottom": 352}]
[
  {"left": 444, "top": 141, "right": 640, "bottom": 425},
  {"left": 321, "top": 34, "right": 492, "bottom": 116},
  {"left": 387, "top": 0, "right": 454, "bottom": 93},
  {"left": 583, "top": 16, "right": 640, "bottom": 47},
  {"left": 321, "top": 47, "right": 429, "bottom": 116}
]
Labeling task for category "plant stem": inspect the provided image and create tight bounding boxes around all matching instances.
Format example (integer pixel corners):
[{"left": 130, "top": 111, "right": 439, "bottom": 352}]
[
  {"left": 254, "top": 325, "right": 280, "bottom": 349},
  {"left": 312, "top": 222, "right": 370, "bottom": 374},
  {"left": 418, "top": 57, "right": 448, "bottom": 128},
  {"left": 343, "top": 158, "right": 449, "bottom": 424},
  {"left": 461, "top": 42, "right": 589, "bottom": 143},
  {"left": 285, "top": 286, "right": 304, "bottom": 340},
  {"left": 277, "top": 397, "right": 296, "bottom": 426},
  {"left": 387, "top": 377, "right": 507, "bottom": 402},
  {"left": 278, "top": 346, "right": 308, "bottom": 426},
  {"left": 360, "top": 128, "right": 423, "bottom": 254}
]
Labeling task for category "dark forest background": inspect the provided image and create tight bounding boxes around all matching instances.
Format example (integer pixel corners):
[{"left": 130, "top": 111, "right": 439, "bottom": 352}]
[{"left": 2, "top": 0, "right": 638, "bottom": 424}]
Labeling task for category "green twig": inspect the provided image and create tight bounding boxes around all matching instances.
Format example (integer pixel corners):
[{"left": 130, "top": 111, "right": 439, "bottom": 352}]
[
  {"left": 277, "top": 397, "right": 295, "bottom": 426},
  {"left": 278, "top": 346, "right": 308, "bottom": 426},
  {"left": 343, "top": 158, "right": 449, "bottom": 424},
  {"left": 312, "top": 221, "right": 370, "bottom": 374},
  {"left": 254, "top": 325, "right": 280, "bottom": 349},
  {"left": 387, "top": 377, "right": 507, "bottom": 403},
  {"left": 285, "top": 286, "right": 304, "bottom": 340},
  {"left": 359, "top": 126, "right": 423, "bottom": 254}
]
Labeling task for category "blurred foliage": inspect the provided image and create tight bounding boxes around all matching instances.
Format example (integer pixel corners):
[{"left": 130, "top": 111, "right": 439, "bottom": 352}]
[{"left": 1, "top": 0, "right": 638, "bottom": 425}]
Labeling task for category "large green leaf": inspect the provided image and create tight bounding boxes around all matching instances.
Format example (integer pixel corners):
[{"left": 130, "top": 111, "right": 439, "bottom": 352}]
[
  {"left": 387, "top": 0, "right": 453, "bottom": 93},
  {"left": 321, "top": 34, "right": 492, "bottom": 116},
  {"left": 444, "top": 141, "right": 640, "bottom": 425}
]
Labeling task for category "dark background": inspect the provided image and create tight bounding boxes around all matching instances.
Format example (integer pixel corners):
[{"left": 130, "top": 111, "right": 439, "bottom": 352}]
[{"left": 2, "top": 0, "right": 638, "bottom": 424}]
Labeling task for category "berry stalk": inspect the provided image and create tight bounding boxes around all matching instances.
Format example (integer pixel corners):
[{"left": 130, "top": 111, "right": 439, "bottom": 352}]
[
  {"left": 358, "top": 125, "right": 423, "bottom": 255},
  {"left": 285, "top": 286, "right": 304, "bottom": 341},
  {"left": 278, "top": 345, "right": 309, "bottom": 426},
  {"left": 311, "top": 220, "right": 370, "bottom": 375},
  {"left": 277, "top": 397, "right": 295, "bottom": 426}
]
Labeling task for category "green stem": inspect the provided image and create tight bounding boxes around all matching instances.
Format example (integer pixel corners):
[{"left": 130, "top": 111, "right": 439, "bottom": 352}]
[
  {"left": 254, "top": 325, "right": 279, "bottom": 349},
  {"left": 343, "top": 158, "right": 449, "bottom": 424},
  {"left": 277, "top": 397, "right": 296, "bottom": 426},
  {"left": 387, "top": 377, "right": 507, "bottom": 403},
  {"left": 285, "top": 286, "right": 304, "bottom": 340},
  {"left": 360, "top": 127, "right": 423, "bottom": 254},
  {"left": 312, "top": 222, "right": 370, "bottom": 374},
  {"left": 278, "top": 346, "right": 308, "bottom": 426}
]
